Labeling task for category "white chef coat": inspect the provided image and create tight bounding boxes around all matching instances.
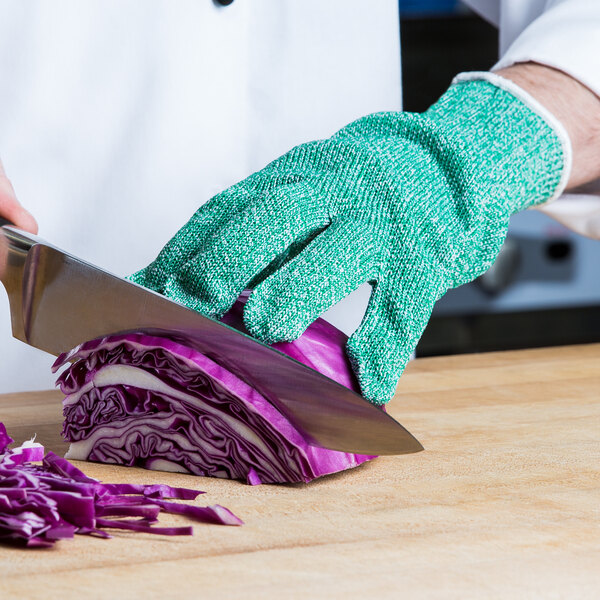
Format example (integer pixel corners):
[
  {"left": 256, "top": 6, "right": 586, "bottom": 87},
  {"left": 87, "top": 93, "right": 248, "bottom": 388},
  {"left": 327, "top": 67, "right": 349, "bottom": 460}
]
[
  {"left": 0, "top": 0, "right": 598, "bottom": 392},
  {"left": 0, "top": 0, "right": 401, "bottom": 391},
  {"left": 465, "top": 0, "right": 600, "bottom": 238}
]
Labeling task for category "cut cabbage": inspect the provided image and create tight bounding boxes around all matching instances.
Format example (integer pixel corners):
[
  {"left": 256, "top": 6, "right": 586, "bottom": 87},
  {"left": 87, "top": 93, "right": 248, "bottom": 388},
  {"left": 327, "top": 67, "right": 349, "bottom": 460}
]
[{"left": 54, "top": 295, "right": 376, "bottom": 484}]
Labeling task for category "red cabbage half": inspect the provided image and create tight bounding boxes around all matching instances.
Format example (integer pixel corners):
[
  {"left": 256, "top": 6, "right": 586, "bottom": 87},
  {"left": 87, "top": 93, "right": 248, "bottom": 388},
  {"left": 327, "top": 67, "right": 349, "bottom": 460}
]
[{"left": 53, "top": 296, "right": 376, "bottom": 484}]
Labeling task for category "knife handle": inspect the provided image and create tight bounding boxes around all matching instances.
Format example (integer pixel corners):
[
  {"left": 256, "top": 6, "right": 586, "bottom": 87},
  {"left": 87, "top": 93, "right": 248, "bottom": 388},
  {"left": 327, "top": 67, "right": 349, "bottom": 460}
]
[{"left": 0, "top": 217, "right": 14, "bottom": 228}]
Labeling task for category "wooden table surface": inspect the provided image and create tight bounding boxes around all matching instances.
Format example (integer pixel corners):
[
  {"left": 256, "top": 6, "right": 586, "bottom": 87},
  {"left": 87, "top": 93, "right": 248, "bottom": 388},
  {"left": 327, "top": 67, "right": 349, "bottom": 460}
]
[{"left": 0, "top": 344, "right": 599, "bottom": 599}]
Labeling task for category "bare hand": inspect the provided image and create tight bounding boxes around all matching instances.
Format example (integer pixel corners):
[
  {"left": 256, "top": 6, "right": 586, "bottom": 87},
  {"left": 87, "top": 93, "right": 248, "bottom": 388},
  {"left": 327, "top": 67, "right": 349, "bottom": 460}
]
[{"left": 0, "top": 159, "right": 38, "bottom": 234}]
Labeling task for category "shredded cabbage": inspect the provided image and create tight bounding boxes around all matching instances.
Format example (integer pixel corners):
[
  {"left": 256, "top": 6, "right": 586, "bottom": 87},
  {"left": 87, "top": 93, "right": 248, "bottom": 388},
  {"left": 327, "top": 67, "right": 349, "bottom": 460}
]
[{"left": 0, "top": 426, "right": 242, "bottom": 548}]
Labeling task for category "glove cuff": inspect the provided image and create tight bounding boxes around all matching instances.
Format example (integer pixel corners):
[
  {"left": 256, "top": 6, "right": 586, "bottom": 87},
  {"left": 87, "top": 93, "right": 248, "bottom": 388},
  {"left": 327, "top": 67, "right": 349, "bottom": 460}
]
[
  {"left": 453, "top": 71, "right": 572, "bottom": 206},
  {"left": 425, "top": 72, "right": 569, "bottom": 213}
]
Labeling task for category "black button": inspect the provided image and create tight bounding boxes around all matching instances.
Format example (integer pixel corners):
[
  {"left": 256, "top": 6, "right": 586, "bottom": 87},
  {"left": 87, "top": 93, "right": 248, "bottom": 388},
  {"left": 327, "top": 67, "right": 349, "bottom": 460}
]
[
  {"left": 214, "top": 0, "right": 235, "bottom": 6},
  {"left": 546, "top": 240, "right": 572, "bottom": 261}
]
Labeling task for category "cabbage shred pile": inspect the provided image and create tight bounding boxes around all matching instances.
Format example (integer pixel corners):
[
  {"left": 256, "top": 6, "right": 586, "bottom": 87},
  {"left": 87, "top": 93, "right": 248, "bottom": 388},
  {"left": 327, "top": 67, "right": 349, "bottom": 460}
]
[{"left": 0, "top": 422, "right": 242, "bottom": 548}]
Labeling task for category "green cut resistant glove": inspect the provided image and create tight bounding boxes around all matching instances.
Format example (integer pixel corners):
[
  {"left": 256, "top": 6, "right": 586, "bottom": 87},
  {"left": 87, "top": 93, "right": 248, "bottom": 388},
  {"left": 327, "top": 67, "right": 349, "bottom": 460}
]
[{"left": 129, "top": 73, "right": 569, "bottom": 405}]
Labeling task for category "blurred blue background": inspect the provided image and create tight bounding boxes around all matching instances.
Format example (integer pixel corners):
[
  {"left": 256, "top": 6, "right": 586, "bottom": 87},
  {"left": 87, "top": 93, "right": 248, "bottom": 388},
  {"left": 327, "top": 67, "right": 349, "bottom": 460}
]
[{"left": 399, "top": 0, "right": 460, "bottom": 16}]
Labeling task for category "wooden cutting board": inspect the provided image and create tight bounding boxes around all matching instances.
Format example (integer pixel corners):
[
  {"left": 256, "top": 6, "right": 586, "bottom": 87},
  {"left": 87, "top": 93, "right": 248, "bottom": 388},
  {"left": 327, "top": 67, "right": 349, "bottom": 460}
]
[{"left": 0, "top": 344, "right": 599, "bottom": 599}]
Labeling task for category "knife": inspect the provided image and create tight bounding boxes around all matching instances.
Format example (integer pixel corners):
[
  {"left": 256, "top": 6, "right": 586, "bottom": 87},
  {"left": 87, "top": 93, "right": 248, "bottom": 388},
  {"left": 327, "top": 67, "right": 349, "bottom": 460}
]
[{"left": 0, "top": 222, "right": 423, "bottom": 456}]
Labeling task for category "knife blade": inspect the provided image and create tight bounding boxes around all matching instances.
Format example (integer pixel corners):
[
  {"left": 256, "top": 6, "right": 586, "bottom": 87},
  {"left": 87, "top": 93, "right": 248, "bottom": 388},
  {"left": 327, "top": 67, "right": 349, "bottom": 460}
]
[{"left": 0, "top": 224, "right": 423, "bottom": 456}]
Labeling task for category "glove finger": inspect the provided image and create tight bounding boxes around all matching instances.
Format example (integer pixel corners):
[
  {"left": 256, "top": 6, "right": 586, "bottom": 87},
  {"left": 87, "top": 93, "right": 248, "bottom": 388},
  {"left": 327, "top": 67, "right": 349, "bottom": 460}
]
[
  {"left": 163, "top": 183, "right": 329, "bottom": 318},
  {"left": 346, "top": 259, "right": 445, "bottom": 405},
  {"left": 244, "top": 218, "right": 380, "bottom": 343},
  {"left": 129, "top": 182, "right": 260, "bottom": 292}
]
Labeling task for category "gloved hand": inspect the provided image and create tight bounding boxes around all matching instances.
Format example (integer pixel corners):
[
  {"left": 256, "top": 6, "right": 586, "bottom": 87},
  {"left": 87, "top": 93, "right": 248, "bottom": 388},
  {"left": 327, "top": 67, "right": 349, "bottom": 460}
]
[{"left": 130, "top": 73, "right": 568, "bottom": 405}]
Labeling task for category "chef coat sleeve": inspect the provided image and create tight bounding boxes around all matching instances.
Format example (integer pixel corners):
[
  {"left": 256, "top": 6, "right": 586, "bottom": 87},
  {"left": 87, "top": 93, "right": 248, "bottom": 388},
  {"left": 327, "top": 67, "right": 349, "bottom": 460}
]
[{"left": 492, "top": 0, "right": 600, "bottom": 97}]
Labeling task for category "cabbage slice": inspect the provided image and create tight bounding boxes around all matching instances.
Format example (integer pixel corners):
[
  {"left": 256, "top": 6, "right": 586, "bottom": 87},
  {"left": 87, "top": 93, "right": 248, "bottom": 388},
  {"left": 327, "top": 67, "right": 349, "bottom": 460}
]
[
  {"left": 53, "top": 297, "right": 376, "bottom": 484},
  {"left": 0, "top": 422, "right": 13, "bottom": 454}
]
